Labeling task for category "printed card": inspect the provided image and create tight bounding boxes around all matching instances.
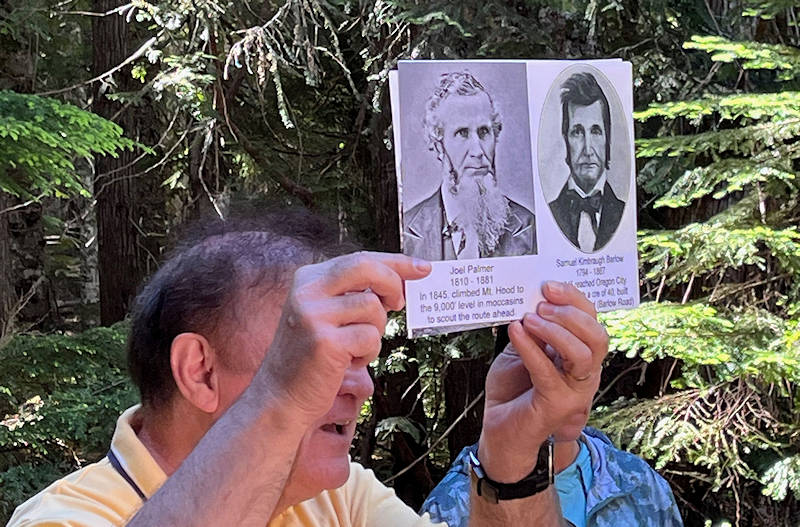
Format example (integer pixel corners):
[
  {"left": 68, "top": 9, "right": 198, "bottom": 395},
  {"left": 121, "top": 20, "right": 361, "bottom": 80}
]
[{"left": 390, "top": 60, "right": 639, "bottom": 337}]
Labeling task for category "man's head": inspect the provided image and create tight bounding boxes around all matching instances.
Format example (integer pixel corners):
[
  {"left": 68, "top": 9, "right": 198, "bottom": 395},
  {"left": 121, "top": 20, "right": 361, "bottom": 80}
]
[
  {"left": 423, "top": 71, "right": 509, "bottom": 253},
  {"left": 127, "top": 204, "right": 370, "bottom": 503},
  {"left": 424, "top": 71, "right": 502, "bottom": 190},
  {"left": 560, "top": 72, "right": 611, "bottom": 193}
]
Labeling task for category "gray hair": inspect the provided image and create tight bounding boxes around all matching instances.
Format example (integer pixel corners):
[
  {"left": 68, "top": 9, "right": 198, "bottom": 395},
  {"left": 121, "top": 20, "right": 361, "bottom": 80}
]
[{"left": 423, "top": 71, "right": 502, "bottom": 162}]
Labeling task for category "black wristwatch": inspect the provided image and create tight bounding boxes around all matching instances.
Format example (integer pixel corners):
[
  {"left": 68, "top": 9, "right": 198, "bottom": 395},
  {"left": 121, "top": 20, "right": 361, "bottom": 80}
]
[{"left": 469, "top": 439, "right": 554, "bottom": 503}]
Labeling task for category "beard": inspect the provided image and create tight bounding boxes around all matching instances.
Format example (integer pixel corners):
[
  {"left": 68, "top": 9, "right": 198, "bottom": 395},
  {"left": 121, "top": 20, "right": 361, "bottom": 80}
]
[{"left": 448, "top": 169, "right": 510, "bottom": 255}]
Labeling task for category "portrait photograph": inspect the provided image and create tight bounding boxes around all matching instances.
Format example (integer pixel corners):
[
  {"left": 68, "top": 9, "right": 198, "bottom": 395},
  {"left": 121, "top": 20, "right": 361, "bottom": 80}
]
[
  {"left": 397, "top": 61, "right": 536, "bottom": 262},
  {"left": 537, "top": 64, "right": 631, "bottom": 254}
]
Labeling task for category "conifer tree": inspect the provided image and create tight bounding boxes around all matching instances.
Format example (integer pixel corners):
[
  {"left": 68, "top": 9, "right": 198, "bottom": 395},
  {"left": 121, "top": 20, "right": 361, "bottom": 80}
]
[{"left": 593, "top": 3, "right": 800, "bottom": 523}]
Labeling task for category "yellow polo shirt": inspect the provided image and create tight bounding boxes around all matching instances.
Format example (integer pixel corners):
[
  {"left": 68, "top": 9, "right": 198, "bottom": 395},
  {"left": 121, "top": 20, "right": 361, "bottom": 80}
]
[{"left": 9, "top": 406, "right": 442, "bottom": 527}]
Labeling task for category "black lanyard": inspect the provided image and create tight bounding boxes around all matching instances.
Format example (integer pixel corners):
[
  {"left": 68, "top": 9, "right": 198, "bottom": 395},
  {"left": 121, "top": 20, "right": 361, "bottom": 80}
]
[{"left": 107, "top": 449, "right": 148, "bottom": 502}]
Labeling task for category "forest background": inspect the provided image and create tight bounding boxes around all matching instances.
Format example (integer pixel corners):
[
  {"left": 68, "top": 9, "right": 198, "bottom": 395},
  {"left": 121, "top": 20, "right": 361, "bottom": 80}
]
[{"left": 1, "top": 0, "right": 799, "bottom": 525}]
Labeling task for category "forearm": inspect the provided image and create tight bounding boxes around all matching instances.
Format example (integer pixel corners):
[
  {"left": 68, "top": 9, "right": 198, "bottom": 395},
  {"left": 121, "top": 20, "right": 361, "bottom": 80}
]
[
  {"left": 468, "top": 487, "right": 566, "bottom": 527},
  {"left": 128, "top": 384, "right": 306, "bottom": 527}
]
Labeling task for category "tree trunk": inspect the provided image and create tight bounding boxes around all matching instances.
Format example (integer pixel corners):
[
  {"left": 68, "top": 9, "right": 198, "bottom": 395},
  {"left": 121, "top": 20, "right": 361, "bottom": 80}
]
[
  {"left": 8, "top": 201, "right": 50, "bottom": 326},
  {"left": 444, "top": 357, "right": 490, "bottom": 462},
  {"left": 0, "top": 193, "right": 15, "bottom": 342},
  {"left": 92, "top": 1, "right": 146, "bottom": 325},
  {"left": 79, "top": 166, "right": 100, "bottom": 306},
  {"left": 365, "top": 87, "right": 400, "bottom": 252}
]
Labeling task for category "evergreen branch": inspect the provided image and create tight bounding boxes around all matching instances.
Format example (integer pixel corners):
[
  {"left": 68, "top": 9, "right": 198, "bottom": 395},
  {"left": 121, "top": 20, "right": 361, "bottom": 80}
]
[
  {"left": 639, "top": 223, "right": 800, "bottom": 290},
  {"left": 761, "top": 454, "right": 800, "bottom": 501},
  {"left": 591, "top": 382, "right": 788, "bottom": 492},
  {"left": 636, "top": 118, "right": 800, "bottom": 159},
  {"left": 743, "top": 0, "right": 800, "bottom": 18},
  {"left": 635, "top": 91, "right": 800, "bottom": 122},
  {"left": 603, "top": 303, "right": 798, "bottom": 386},
  {"left": 653, "top": 159, "right": 795, "bottom": 209},
  {"left": 684, "top": 35, "right": 800, "bottom": 81}
]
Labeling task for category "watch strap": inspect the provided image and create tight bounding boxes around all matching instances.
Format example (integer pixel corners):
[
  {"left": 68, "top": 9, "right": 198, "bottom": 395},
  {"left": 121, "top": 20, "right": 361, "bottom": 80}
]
[{"left": 470, "top": 439, "right": 554, "bottom": 503}]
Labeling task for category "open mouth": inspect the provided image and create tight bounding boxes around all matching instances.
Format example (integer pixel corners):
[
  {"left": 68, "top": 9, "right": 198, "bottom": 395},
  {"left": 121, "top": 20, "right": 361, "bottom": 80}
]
[{"left": 320, "top": 421, "right": 352, "bottom": 435}]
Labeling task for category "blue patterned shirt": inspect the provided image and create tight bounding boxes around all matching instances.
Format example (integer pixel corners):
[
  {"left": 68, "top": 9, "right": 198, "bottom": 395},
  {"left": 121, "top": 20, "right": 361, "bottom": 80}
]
[
  {"left": 420, "top": 427, "right": 683, "bottom": 527},
  {"left": 557, "top": 440, "right": 592, "bottom": 527}
]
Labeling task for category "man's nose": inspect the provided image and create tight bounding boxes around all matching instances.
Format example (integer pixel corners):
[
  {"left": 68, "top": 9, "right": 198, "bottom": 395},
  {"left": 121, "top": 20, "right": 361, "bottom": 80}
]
[
  {"left": 339, "top": 365, "right": 374, "bottom": 402},
  {"left": 467, "top": 135, "right": 485, "bottom": 158},
  {"left": 589, "top": 133, "right": 603, "bottom": 155},
  {"left": 579, "top": 133, "right": 590, "bottom": 155}
]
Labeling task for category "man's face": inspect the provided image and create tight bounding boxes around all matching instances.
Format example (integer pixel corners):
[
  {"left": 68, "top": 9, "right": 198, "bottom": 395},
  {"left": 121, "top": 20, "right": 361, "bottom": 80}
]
[
  {"left": 438, "top": 92, "right": 497, "bottom": 185},
  {"left": 214, "top": 288, "right": 374, "bottom": 504},
  {"left": 566, "top": 100, "right": 607, "bottom": 193}
]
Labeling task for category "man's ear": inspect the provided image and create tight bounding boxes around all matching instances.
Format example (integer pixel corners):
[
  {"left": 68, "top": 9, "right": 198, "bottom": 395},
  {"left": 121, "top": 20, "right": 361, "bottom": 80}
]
[{"left": 170, "top": 333, "right": 220, "bottom": 414}]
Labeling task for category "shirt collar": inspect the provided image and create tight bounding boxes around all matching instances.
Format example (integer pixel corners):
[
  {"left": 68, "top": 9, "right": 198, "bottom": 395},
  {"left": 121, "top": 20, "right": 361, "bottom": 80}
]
[
  {"left": 440, "top": 186, "right": 471, "bottom": 256},
  {"left": 110, "top": 405, "right": 168, "bottom": 499},
  {"left": 440, "top": 185, "right": 462, "bottom": 230},
  {"left": 567, "top": 172, "right": 607, "bottom": 199}
]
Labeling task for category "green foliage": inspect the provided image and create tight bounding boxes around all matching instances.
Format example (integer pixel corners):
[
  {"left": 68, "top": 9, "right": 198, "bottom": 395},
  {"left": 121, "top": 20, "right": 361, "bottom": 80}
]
[
  {"left": 376, "top": 416, "right": 424, "bottom": 445},
  {"left": 2, "top": 0, "right": 799, "bottom": 524},
  {"left": 119, "top": 0, "right": 798, "bottom": 522},
  {"left": 639, "top": 224, "right": 800, "bottom": 287},
  {"left": 684, "top": 36, "right": 800, "bottom": 81},
  {"left": 761, "top": 454, "right": 800, "bottom": 501},
  {"left": 603, "top": 303, "right": 799, "bottom": 388},
  {"left": 0, "top": 324, "right": 137, "bottom": 523},
  {"left": 0, "top": 91, "right": 141, "bottom": 200},
  {"left": 636, "top": 119, "right": 800, "bottom": 160},
  {"left": 650, "top": 160, "right": 795, "bottom": 209},
  {"left": 604, "top": 6, "right": 800, "bottom": 521},
  {"left": 591, "top": 383, "right": 785, "bottom": 492},
  {"left": 635, "top": 91, "right": 800, "bottom": 122},
  {"left": 743, "top": 0, "right": 799, "bottom": 18}
]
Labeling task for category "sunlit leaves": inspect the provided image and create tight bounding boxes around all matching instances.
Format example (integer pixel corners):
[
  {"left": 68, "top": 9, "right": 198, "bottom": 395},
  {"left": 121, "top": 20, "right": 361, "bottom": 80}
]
[
  {"left": 591, "top": 383, "right": 782, "bottom": 491},
  {"left": 684, "top": 36, "right": 800, "bottom": 81},
  {"left": 0, "top": 91, "right": 141, "bottom": 200},
  {"left": 636, "top": 119, "right": 800, "bottom": 159},
  {"left": 603, "top": 302, "right": 799, "bottom": 387},
  {"left": 621, "top": 12, "right": 800, "bottom": 513},
  {"left": 639, "top": 224, "right": 800, "bottom": 286},
  {"left": 761, "top": 454, "right": 800, "bottom": 501},
  {"left": 653, "top": 161, "right": 794, "bottom": 209},
  {"left": 635, "top": 91, "right": 800, "bottom": 123},
  {"left": 0, "top": 325, "right": 137, "bottom": 518}
]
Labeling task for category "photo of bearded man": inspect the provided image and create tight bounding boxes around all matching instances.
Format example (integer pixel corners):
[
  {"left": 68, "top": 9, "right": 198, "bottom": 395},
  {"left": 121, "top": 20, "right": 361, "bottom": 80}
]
[{"left": 401, "top": 68, "right": 536, "bottom": 261}]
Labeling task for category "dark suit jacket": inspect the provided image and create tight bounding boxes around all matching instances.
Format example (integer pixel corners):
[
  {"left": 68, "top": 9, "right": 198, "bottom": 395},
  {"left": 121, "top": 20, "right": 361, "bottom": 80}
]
[
  {"left": 548, "top": 181, "right": 625, "bottom": 252},
  {"left": 403, "top": 190, "right": 536, "bottom": 260}
]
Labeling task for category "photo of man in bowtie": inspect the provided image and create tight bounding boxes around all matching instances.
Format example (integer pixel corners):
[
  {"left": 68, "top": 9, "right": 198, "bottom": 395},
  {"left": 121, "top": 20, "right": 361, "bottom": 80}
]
[{"left": 548, "top": 72, "right": 626, "bottom": 253}]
